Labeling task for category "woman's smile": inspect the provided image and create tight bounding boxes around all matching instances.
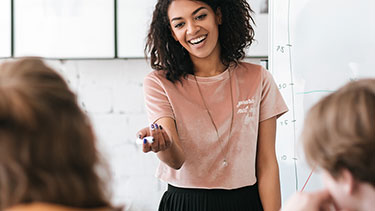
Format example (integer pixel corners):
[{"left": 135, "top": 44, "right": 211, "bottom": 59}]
[{"left": 188, "top": 34, "right": 207, "bottom": 45}]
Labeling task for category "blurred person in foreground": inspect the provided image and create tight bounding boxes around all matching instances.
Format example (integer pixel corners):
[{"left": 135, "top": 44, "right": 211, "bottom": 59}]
[
  {"left": 283, "top": 78, "right": 375, "bottom": 211},
  {"left": 0, "top": 58, "right": 122, "bottom": 211}
]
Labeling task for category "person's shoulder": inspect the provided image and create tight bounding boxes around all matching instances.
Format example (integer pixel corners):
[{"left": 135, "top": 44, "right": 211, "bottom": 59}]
[
  {"left": 234, "top": 61, "right": 264, "bottom": 76},
  {"left": 238, "top": 61, "right": 263, "bottom": 69},
  {"left": 4, "top": 202, "right": 117, "bottom": 211},
  {"left": 145, "top": 69, "right": 167, "bottom": 80},
  {"left": 144, "top": 69, "right": 170, "bottom": 84}
]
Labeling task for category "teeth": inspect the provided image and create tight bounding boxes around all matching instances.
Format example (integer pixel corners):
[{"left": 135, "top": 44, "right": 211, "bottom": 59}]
[{"left": 189, "top": 35, "right": 206, "bottom": 44}]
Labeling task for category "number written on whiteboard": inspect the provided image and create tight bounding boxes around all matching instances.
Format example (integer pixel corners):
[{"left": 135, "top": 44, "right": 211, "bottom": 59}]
[
  {"left": 279, "top": 119, "right": 288, "bottom": 126},
  {"left": 278, "top": 83, "right": 287, "bottom": 89},
  {"left": 276, "top": 45, "right": 285, "bottom": 53},
  {"left": 279, "top": 119, "right": 296, "bottom": 127}
]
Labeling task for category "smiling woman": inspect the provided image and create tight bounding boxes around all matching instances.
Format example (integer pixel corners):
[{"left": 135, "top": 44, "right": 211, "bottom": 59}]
[
  {"left": 137, "top": 0, "right": 289, "bottom": 210},
  {"left": 145, "top": 0, "right": 255, "bottom": 82},
  {"left": 168, "top": 1, "right": 221, "bottom": 62}
]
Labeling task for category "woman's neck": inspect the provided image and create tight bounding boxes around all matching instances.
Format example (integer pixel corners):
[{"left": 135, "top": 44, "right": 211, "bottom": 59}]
[
  {"left": 193, "top": 62, "right": 227, "bottom": 77},
  {"left": 191, "top": 53, "right": 227, "bottom": 77},
  {"left": 190, "top": 43, "right": 227, "bottom": 77}
]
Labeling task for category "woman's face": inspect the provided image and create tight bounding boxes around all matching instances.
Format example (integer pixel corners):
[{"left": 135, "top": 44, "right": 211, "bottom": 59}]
[
  {"left": 167, "top": 0, "right": 221, "bottom": 60},
  {"left": 322, "top": 170, "right": 356, "bottom": 210}
]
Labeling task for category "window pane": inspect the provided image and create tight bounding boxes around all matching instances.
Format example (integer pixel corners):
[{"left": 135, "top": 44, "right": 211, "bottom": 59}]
[
  {"left": 14, "top": 0, "right": 114, "bottom": 58},
  {"left": 117, "top": 0, "right": 155, "bottom": 58}
]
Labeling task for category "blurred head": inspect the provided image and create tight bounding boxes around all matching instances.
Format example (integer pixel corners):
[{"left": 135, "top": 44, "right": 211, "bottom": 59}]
[
  {"left": 302, "top": 78, "right": 375, "bottom": 209},
  {"left": 0, "top": 58, "right": 112, "bottom": 209},
  {"left": 145, "top": 0, "right": 255, "bottom": 82}
]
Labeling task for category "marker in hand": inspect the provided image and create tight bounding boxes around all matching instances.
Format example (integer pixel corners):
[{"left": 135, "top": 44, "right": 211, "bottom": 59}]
[{"left": 135, "top": 136, "right": 154, "bottom": 145}]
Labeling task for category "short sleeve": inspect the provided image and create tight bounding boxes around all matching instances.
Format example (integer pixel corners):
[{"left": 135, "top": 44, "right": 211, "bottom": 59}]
[
  {"left": 143, "top": 72, "right": 175, "bottom": 123},
  {"left": 259, "top": 68, "right": 288, "bottom": 122}
]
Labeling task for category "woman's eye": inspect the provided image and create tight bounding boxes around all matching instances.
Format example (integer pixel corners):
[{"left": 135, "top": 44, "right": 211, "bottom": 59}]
[
  {"left": 174, "top": 22, "right": 185, "bottom": 28},
  {"left": 195, "top": 14, "right": 207, "bottom": 20}
]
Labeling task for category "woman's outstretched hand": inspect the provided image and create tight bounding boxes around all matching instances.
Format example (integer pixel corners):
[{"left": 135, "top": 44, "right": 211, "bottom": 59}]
[{"left": 137, "top": 123, "right": 172, "bottom": 153}]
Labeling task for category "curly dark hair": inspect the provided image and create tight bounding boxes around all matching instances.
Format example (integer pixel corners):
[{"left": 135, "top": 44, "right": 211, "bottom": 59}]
[{"left": 145, "top": 0, "right": 255, "bottom": 83}]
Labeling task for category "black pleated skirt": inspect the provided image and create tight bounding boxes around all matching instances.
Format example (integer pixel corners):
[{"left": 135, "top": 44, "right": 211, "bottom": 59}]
[{"left": 158, "top": 183, "right": 263, "bottom": 211}]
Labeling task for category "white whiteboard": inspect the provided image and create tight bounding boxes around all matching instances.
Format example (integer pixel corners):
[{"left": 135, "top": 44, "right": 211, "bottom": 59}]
[
  {"left": 117, "top": 0, "right": 155, "bottom": 58},
  {"left": 0, "top": 0, "right": 11, "bottom": 58},
  {"left": 270, "top": 0, "right": 375, "bottom": 204},
  {"left": 14, "top": 0, "right": 114, "bottom": 58}
]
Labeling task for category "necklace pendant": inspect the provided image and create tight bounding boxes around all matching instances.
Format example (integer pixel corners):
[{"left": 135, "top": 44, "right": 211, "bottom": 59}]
[{"left": 223, "top": 159, "right": 228, "bottom": 167}]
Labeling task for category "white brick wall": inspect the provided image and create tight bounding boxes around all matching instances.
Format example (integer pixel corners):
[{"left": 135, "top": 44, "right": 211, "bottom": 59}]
[
  {"left": 1, "top": 58, "right": 264, "bottom": 211},
  {"left": 45, "top": 59, "right": 164, "bottom": 211}
]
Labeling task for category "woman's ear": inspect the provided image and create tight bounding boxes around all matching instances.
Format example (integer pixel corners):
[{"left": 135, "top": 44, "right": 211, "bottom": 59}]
[{"left": 216, "top": 8, "right": 222, "bottom": 25}]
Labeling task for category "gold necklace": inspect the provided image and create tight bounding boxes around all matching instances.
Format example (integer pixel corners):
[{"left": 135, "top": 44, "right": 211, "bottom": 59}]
[{"left": 193, "top": 68, "right": 234, "bottom": 167}]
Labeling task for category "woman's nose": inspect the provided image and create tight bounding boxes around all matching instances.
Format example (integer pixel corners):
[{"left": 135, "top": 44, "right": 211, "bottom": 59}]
[{"left": 186, "top": 21, "right": 199, "bottom": 35}]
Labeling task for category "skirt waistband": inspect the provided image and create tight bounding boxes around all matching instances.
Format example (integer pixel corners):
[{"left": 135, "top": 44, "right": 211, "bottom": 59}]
[
  {"left": 167, "top": 183, "right": 258, "bottom": 194},
  {"left": 159, "top": 183, "right": 263, "bottom": 211}
]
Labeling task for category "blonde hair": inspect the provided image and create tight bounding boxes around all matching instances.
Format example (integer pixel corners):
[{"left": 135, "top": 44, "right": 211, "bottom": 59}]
[
  {"left": 302, "top": 79, "right": 375, "bottom": 186},
  {"left": 0, "top": 58, "right": 113, "bottom": 209}
]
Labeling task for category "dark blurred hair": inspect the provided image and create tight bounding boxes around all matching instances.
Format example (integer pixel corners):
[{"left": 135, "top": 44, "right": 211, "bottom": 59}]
[
  {"left": 0, "top": 58, "right": 115, "bottom": 209},
  {"left": 145, "top": 0, "right": 255, "bottom": 82}
]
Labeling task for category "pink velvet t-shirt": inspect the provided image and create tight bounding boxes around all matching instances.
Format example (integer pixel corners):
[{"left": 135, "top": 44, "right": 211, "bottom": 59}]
[{"left": 143, "top": 62, "right": 288, "bottom": 189}]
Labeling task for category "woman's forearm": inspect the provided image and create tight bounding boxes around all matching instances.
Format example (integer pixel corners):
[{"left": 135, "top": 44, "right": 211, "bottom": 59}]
[
  {"left": 157, "top": 141, "right": 185, "bottom": 169},
  {"left": 155, "top": 117, "right": 185, "bottom": 169},
  {"left": 256, "top": 117, "right": 281, "bottom": 211},
  {"left": 257, "top": 160, "right": 282, "bottom": 211}
]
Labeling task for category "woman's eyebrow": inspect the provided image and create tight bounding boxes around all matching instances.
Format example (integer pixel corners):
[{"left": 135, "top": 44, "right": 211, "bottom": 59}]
[{"left": 171, "top": 7, "right": 207, "bottom": 22}]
